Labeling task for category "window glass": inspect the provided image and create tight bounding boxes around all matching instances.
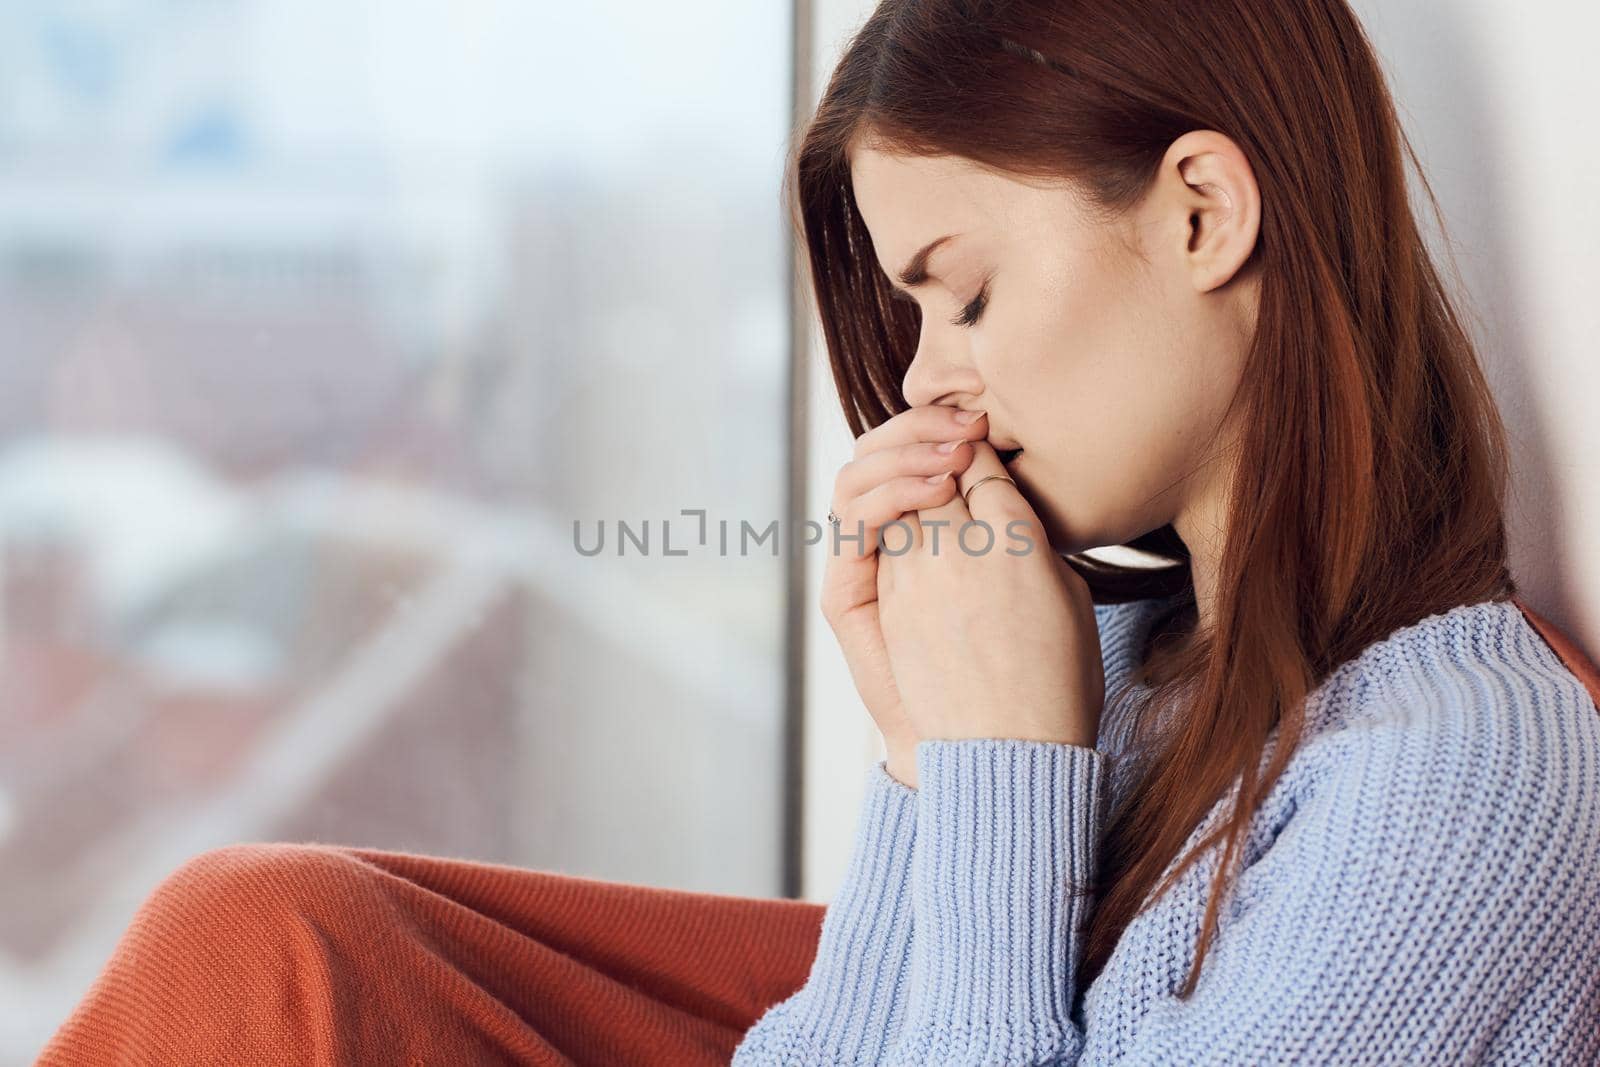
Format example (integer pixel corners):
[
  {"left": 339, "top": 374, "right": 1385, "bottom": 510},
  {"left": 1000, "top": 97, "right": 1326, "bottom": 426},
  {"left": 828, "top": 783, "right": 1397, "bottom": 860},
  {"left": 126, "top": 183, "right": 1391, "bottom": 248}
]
[{"left": 0, "top": 4, "right": 792, "bottom": 1058}]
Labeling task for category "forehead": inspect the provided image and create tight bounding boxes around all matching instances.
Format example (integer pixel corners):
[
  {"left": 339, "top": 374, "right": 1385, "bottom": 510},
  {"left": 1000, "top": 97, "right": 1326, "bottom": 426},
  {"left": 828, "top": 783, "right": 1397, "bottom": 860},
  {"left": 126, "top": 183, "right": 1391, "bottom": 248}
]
[
  {"left": 848, "top": 143, "right": 1079, "bottom": 279},
  {"left": 847, "top": 146, "right": 997, "bottom": 254}
]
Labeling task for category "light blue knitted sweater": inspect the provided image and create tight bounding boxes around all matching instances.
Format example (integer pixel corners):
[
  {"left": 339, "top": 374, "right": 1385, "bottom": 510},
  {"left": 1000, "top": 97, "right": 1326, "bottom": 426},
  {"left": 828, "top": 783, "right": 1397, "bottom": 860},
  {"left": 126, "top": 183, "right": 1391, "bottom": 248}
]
[{"left": 731, "top": 593, "right": 1600, "bottom": 1065}]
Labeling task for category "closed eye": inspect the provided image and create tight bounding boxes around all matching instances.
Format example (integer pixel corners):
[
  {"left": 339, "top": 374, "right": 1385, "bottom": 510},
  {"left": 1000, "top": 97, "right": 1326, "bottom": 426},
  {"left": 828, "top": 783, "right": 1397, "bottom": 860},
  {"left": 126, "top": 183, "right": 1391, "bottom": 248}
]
[
  {"left": 950, "top": 284, "right": 989, "bottom": 328},
  {"left": 886, "top": 279, "right": 991, "bottom": 329}
]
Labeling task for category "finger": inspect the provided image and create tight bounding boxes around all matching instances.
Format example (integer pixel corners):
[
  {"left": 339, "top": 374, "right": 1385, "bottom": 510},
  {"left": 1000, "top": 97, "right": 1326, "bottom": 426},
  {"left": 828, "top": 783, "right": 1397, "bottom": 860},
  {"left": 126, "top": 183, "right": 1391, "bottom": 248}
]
[
  {"left": 832, "top": 471, "right": 959, "bottom": 561},
  {"left": 915, "top": 439, "right": 1028, "bottom": 550},
  {"left": 839, "top": 404, "right": 986, "bottom": 560},
  {"left": 852, "top": 404, "right": 988, "bottom": 462},
  {"left": 832, "top": 437, "right": 974, "bottom": 508},
  {"left": 876, "top": 485, "right": 928, "bottom": 554},
  {"left": 914, "top": 463, "right": 970, "bottom": 548},
  {"left": 819, "top": 469, "right": 961, "bottom": 618},
  {"left": 953, "top": 438, "right": 1033, "bottom": 534}
]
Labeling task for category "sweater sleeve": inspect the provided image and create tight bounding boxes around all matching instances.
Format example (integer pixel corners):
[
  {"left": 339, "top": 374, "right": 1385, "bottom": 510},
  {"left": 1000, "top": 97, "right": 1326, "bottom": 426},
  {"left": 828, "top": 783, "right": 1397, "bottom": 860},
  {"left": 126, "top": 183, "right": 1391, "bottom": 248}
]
[
  {"left": 881, "top": 712, "right": 1600, "bottom": 1065},
  {"left": 730, "top": 757, "right": 920, "bottom": 1065},
  {"left": 883, "top": 738, "right": 1106, "bottom": 1066}
]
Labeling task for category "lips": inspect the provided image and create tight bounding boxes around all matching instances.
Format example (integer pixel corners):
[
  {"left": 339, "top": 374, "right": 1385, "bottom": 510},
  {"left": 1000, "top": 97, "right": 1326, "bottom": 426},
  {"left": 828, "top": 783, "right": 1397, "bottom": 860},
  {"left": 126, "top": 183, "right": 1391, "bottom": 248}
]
[{"left": 989, "top": 438, "right": 1024, "bottom": 465}]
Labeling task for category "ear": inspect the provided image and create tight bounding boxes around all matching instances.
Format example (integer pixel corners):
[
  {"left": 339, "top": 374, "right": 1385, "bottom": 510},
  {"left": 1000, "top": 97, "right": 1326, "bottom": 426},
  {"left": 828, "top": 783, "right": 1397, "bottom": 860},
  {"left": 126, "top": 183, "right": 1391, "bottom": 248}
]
[{"left": 1163, "top": 130, "right": 1262, "bottom": 294}]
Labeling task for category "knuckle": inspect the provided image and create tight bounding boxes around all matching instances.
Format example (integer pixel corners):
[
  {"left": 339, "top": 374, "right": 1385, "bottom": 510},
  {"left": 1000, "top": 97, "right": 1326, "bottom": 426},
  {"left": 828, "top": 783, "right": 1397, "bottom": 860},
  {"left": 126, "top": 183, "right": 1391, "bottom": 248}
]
[{"left": 851, "top": 427, "right": 880, "bottom": 462}]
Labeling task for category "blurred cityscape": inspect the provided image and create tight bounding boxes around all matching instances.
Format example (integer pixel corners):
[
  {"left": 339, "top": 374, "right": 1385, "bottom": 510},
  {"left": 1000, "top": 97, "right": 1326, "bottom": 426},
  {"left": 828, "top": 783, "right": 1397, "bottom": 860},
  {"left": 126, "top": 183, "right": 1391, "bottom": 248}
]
[{"left": 0, "top": 2, "right": 793, "bottom": 1061}]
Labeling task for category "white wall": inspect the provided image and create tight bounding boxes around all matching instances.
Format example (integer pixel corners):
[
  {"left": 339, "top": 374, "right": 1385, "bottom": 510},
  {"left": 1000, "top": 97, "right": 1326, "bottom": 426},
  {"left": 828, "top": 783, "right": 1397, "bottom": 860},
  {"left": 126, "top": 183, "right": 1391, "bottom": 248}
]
[
  {"left": 798, "top": 0, "right": 1600, "bottom": 896},
  {"left": 1348, "top": 0, "right": 1600, "bottom": 652}
]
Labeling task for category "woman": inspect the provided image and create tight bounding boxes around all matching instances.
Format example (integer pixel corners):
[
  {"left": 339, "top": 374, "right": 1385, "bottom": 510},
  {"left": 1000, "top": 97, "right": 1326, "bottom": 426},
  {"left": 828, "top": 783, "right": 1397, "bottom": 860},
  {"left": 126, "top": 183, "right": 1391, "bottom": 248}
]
[
  {"left": 732, "top": 0, "right": 1600, "bottom": 1062},
  {"left": 37, "top": 0, "right": 1600, "bottom": 1064}
]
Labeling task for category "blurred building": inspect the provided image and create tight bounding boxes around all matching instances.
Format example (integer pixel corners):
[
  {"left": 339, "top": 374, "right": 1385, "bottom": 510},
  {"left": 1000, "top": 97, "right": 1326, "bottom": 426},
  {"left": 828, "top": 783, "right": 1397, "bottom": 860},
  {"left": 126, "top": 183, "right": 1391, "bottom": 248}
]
[{"left": 0, "top": 3, "right": 793, "bottom": 1062}]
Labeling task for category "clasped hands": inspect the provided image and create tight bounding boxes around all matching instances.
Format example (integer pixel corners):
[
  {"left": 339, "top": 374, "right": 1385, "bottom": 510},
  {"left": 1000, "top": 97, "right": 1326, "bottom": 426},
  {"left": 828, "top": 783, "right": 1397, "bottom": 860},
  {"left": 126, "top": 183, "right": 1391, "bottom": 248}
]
[{"left": 821, "top": 403, "right": 1105, "bottom": 787}]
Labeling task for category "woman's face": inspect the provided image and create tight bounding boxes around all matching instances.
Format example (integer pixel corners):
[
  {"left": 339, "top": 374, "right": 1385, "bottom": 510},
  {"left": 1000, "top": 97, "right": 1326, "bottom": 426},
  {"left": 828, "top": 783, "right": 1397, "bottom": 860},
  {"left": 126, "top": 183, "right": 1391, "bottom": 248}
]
[{"left": 846, "top": 131, "right": 1261, "bottom": 562}]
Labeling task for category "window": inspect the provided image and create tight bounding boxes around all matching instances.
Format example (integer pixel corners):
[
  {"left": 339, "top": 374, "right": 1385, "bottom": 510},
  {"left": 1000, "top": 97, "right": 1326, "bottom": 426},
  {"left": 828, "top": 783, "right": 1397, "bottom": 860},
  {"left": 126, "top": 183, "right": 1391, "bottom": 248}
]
[{"left": 0, "top": 5, "right": 794, "bottom": 1058}]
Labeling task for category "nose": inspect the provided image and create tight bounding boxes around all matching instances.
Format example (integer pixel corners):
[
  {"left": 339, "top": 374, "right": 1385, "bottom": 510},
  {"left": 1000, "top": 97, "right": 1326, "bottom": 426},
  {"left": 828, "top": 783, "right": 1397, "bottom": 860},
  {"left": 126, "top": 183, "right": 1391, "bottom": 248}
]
[{"left": 900, "top": 334, "right": 985, "bottom": 410}]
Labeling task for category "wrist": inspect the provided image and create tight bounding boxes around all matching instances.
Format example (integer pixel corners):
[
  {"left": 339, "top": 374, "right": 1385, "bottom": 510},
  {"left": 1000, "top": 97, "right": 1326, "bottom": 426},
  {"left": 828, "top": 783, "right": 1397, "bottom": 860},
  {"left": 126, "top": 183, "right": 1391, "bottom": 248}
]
[{"left": 884, "top": 749, "right": 919, "bottom": 790}]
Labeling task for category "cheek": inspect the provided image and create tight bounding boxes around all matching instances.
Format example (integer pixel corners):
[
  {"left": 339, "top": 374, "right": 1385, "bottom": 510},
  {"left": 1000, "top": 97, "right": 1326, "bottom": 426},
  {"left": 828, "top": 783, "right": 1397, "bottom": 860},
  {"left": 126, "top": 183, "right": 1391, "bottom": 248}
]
[
  {"left": 981, "top": 275, "right": 1139, "bottom": 442},
  {"left": 975, "top": 287, "right": 1080, "bottom": 403},
  {"left": 989, "top": 245, "right": 1152, "bottom": 394},
  {"left": 984, "top": 295, "right": 1200, "bottom": 547}
]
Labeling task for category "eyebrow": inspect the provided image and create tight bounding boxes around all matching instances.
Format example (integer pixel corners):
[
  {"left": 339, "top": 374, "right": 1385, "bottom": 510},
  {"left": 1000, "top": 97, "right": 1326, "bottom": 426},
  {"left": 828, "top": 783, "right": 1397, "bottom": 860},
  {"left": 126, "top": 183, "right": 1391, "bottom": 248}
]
[{"left": 887, "top": 233, "right": 959, "bottom": 301}]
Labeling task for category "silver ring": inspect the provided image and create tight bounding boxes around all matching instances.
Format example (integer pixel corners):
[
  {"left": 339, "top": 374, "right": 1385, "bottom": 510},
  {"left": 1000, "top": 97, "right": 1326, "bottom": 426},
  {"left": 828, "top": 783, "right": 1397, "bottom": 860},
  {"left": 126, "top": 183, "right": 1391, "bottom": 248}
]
[
  {"left": 962, "top": 474, "right": 1015, "bottom": 508},
  {"left": 826, "top": 509, "right": 842, "bottom": 530}
]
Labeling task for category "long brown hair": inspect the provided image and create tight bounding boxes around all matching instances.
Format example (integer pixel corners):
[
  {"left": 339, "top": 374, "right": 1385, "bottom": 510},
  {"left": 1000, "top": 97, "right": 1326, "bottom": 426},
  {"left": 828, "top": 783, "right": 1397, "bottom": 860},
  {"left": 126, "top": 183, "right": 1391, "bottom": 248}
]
[{"left": 786, "top": 0, "right": 1516, "bottom": 995}]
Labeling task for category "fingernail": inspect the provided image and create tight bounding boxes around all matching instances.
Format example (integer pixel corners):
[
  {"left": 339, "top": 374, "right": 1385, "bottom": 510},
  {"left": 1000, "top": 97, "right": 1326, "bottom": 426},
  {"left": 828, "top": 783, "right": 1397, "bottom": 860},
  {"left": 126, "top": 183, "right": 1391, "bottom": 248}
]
[
  {"left": 925, "top": 470, "right": 952, "bottom": 484},
  {"left": 954, "top": 409, "right": 984, "bottom": 424},
  {"left": 936, "top": 438, "right": 961, "bottom": 453}
]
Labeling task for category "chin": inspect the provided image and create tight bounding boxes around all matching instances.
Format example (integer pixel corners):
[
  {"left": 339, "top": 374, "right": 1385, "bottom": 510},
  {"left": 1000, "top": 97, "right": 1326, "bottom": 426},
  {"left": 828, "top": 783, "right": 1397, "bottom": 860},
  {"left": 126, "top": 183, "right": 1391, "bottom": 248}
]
[
  {"left": 1005, "top": 471, "right": 1099, "bottom": 556},
  {"left": 1003, "top": 479, "right": 1069, "bottom": 553}
]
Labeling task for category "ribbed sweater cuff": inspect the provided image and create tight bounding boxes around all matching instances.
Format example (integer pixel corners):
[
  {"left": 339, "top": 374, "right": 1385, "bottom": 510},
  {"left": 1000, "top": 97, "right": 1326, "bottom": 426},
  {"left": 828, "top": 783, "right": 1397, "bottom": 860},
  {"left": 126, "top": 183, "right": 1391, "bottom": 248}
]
[
  {"left": 780, "top": 758, "right": 919, "bottom": 1059},
  {"left": 901, "top": 738, "right": 1104, "bottom": 1050}
]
